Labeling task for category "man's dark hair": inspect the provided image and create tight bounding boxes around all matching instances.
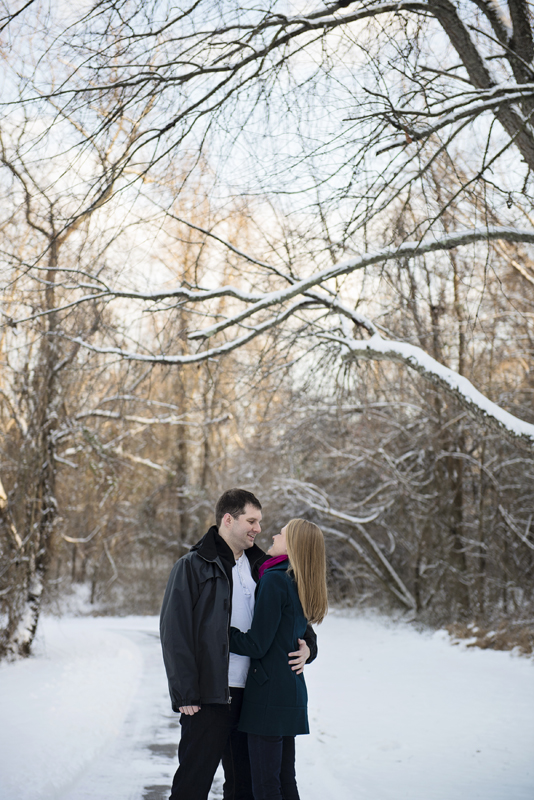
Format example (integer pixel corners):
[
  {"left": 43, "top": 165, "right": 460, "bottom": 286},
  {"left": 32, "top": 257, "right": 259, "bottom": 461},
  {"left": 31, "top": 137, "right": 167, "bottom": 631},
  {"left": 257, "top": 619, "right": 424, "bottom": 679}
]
[{"left": 215, "top": 488, "right": 262, "bottom": 527}]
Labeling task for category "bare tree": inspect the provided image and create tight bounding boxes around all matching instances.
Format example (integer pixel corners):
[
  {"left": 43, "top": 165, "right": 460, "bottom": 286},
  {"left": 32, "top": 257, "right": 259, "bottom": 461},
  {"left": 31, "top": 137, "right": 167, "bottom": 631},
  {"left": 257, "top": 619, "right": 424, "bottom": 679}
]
[
  {"left": 3, "top": 0, "right": 534, "bottom": 441},
  {"left": 2, "top": 0, "right": 534, "bottom": 649}
]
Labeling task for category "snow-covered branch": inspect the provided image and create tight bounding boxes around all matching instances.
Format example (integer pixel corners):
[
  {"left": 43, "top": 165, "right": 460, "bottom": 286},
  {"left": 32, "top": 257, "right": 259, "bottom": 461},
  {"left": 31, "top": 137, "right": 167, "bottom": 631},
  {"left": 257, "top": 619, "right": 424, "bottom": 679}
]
[
  {"left": 274, "top": 478, "right": 416, "bottom": 609},
  {"left": 68, "top": 298, "right": 313, "bottom": 364},
  {"left": 335, "top": 333, "right": 534, "bottom": 449},
  {"left": 55, "top": 223, "right": 534, "bottom": 452},
  {"left": 498, "top": 505, "right": 534, "bottom": 550},
  {"left": 74, "top": 409, "right": 232, "bottom": 427},
  {"left": 188, "top": 227, "right": 534, "bottom": 340},
  {"left": 321, "top": 524, "right": 416, "bottom": 608},
  {"left": 308, "top": 502, "right": 416, "bottom": 609},
  {"left": 376, "top": 83, "right": 534, "bottom": 150},
  {"left": 11, "top": 225, "right": 534, "bottom": 331}
]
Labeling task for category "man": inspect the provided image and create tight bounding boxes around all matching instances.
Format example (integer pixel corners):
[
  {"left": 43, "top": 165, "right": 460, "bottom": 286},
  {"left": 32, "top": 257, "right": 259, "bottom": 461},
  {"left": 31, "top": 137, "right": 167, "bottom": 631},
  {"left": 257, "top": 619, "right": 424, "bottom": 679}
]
[{"left": 160, "top": 488, "right": 318, "bottom": 800}]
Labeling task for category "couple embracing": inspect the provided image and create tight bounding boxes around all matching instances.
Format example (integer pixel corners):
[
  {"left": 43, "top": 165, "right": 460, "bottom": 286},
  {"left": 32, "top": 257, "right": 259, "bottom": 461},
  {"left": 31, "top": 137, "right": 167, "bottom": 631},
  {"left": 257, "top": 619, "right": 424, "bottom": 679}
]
[{"left": 160, "top": 488, "right": 328, "bottom": 800}]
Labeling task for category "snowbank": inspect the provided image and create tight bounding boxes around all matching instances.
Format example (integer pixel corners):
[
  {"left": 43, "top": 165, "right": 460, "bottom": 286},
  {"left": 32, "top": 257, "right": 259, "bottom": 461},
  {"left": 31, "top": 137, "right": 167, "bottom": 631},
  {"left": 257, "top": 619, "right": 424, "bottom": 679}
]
[
  {"left": 300, "top": 611, "right": 534, "bottom": 800},
  {"left": 0, "top": 617, "right": 144, "bottom": 800}
]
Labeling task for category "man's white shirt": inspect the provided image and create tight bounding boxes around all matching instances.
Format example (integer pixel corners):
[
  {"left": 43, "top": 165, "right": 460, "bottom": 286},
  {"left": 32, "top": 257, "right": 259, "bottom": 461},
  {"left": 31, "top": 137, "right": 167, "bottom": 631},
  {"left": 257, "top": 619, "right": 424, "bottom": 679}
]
[{"left": 228, "top": 553, "right": 256, "bottom": 688}]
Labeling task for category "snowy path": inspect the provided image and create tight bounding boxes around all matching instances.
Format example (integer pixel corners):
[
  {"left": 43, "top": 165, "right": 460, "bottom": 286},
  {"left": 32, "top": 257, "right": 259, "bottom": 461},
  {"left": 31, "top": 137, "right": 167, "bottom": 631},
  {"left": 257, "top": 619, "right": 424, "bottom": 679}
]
[
  {"left": 48, "top": 621, "right": 182, "bottom": 800},
  {"left": 0, "top": 612, "right": 533, "bottom": 800}
]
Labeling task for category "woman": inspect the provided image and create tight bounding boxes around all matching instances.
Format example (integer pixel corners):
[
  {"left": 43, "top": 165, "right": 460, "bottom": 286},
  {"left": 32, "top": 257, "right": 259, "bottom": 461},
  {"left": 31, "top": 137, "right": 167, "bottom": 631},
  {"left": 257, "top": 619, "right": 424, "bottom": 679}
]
[{"left": 229, "top": 518, "right": 328, "bottom": 800}]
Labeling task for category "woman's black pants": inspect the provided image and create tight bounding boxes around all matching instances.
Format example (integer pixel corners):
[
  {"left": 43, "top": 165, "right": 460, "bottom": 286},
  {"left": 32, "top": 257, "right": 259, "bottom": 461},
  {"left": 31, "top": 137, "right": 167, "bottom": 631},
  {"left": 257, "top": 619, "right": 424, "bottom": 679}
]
[{"left": 247, "top": 734, "right": 301, "bottom": 800}]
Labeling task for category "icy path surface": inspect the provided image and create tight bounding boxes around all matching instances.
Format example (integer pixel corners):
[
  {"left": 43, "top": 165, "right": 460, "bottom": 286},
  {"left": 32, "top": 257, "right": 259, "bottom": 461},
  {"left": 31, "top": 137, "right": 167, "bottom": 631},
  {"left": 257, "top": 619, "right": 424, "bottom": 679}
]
[{"left": 0, "top": 612, "right": 533, "bottom": 800}]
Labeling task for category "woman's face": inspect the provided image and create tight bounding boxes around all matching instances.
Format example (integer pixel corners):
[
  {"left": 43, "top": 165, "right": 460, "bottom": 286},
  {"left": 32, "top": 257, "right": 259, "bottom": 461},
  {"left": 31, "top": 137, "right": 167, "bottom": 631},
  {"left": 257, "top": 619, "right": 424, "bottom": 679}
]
[{"left": 267, "top": 524, "right": 288, "bottom": 557}]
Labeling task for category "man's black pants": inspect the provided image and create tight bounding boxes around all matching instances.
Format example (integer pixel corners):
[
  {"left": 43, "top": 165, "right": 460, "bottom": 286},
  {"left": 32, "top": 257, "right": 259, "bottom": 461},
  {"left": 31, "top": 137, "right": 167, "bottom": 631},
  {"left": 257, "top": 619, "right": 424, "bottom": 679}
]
[{"left": 170, "top": 688, "right": 253, "bottom": 800}]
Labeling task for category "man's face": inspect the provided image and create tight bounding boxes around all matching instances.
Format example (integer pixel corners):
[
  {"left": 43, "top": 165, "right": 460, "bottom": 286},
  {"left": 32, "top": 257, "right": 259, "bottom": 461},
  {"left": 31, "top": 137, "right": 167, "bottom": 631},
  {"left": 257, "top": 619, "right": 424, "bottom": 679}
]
[{"left": 222, "top": 504, "right": 262, "bottom": 556}]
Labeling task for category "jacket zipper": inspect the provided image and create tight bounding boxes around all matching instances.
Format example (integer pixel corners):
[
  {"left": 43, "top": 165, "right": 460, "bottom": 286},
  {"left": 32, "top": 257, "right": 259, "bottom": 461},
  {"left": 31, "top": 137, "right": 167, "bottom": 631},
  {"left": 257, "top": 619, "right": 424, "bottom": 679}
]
[
  {"left": 223, "top": 568, "right": 231, "bottom": 704},
  {"left": 199, "top": 551, "right": 232, "bottom": 704}
]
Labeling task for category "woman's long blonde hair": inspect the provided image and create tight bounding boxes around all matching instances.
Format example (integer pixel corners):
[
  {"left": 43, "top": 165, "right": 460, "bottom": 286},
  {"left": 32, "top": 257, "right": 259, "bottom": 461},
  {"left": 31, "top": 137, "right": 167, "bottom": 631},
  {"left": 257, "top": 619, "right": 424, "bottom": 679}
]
[{"left": 286, "top": 518, "right": 328, "bottom": 624}]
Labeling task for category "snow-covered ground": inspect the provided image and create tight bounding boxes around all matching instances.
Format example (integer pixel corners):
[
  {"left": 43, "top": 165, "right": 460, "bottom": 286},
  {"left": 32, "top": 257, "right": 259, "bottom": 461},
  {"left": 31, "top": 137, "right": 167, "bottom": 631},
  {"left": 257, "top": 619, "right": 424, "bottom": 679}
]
[{"left": 0, "top": 611, "right": 532, "bottom": 800}]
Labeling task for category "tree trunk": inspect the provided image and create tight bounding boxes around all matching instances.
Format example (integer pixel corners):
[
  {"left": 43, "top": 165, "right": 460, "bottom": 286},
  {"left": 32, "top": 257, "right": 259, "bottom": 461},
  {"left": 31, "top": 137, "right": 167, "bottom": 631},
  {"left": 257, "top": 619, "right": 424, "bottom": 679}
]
[{"left": 0, "top": 242, "right": 60, "bottom": 659}]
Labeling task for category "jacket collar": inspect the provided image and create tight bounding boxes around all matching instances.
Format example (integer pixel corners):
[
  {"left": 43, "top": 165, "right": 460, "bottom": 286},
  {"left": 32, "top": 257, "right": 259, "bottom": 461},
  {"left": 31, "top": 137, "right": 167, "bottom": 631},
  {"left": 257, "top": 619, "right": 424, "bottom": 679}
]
[
  {"left": 192, "top": 524, "right": 266, "bottom": 571},
  {"left": 192, "top": 525, "right": 230, "bottom": 562}
]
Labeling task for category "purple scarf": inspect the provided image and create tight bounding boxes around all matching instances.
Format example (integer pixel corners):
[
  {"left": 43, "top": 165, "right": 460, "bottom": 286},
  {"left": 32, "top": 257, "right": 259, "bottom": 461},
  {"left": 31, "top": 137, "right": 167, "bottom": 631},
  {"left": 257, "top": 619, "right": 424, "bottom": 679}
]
[{"left": 258, "top": 554, "right": 288, "bottom": 579}]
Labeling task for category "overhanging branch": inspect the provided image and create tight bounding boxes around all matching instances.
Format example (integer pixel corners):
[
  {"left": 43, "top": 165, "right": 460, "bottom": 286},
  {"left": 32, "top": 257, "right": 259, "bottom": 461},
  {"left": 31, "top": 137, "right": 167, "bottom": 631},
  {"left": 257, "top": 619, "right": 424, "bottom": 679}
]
[{"left": 337, "top": 333, "right": 534, "bottom": 449}]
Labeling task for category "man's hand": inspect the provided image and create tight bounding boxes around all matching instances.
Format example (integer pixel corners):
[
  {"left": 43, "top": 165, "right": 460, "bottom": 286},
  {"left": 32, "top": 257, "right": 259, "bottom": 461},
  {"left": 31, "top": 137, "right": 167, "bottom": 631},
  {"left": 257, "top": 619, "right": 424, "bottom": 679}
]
[
  {"left": 288, "top": 638, "right": 310, "bottom": 674},
  {"left": 179, "top": 705, "right": 201, "bottom": 715}
]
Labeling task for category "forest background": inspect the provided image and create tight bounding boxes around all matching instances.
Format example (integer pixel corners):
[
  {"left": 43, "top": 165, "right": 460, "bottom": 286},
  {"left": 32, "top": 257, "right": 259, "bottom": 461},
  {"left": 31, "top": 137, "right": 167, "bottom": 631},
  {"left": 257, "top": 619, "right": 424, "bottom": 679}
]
[{"left": 1, "top": 0, "right": 534, "bottom": 660}]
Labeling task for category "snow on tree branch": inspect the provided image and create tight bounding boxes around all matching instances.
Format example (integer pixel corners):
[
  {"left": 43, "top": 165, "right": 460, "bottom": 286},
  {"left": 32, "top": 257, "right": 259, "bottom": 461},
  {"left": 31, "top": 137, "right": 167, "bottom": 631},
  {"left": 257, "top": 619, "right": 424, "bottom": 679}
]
[
  {"left": 16, "top": 225, "right": 534, "bottom": 330},
  {"left": 55, "top": 224, "right": 534, "bottom": 451},
  {"left": 333, "top": 332, "right": 534, "bottom": 449},
  {"left": 68, "top": 299, "right": 313, "bottom": 364},
  {"left": 188, "top": 227, "right": 534, "bottom": 340},
  {"left": 373, "top": 83, "right": 534, "bottom": 150}
]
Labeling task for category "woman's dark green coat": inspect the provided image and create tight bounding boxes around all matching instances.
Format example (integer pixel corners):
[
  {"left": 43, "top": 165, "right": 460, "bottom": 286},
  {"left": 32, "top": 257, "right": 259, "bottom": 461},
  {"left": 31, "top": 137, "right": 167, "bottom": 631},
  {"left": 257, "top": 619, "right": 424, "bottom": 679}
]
[{"left": 229, "top": 560, "right": 309, "bottom": 737}]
